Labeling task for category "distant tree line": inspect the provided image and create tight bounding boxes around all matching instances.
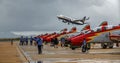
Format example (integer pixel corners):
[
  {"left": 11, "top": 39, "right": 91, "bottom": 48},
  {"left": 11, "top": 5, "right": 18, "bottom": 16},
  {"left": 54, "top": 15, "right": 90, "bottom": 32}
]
[{"left": 0, "top": 38, "right": 20, "bottom": 41}]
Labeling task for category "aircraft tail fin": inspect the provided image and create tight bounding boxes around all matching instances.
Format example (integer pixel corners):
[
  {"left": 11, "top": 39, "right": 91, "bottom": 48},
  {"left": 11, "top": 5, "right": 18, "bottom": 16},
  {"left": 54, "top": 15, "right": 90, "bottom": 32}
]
[
  {"left": 81, "top": 16, "right": 89, "bottom": 24},
  {"left": 81, "top": 24, "right": 91, "bottom": 31},
  {"left": 99, "top": 21, "right": 108, "bottom": 26},
  {"left": 61, "top": 28, "right": 67, "bottom": 32},
  {"left": 69, "top": 27, "right": 77, "bottom": 33}
]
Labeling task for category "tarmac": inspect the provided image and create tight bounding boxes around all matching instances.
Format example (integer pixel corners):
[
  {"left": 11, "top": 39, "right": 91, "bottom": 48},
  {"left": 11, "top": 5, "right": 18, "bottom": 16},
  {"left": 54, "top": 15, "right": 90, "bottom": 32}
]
[
  {"left": 0, "top": 41, "right": 27, "bottom": 63},
  {"left": 0, "top": 41, "right": 120, "bottom": 63}
]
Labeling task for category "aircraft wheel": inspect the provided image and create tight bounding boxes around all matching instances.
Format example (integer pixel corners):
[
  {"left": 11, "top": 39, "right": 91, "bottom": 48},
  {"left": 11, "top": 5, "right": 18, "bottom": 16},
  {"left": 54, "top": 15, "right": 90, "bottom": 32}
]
[
  {"left": 87, "top": 43, "right": 91, "bottom": 50},
  {"left": 116, "top": 42, "right": 119, "bottom": 47},
  {"left": 101, "top": 43, "right": 107, "bottom": 49},
  {"left": 71, "top": 47, "right": 76, "bottom": 50},
  {"left": 64, "top": 44, "right": 68, "bottom": 47},
  {"left": 82, "top": 45, "right": 87, "bottom": 52},
  {"left": 70, "top": 45, "right": 76, "bottom": 50},
  {"left": 108, "top": 42, "right": 113, "bottom": 48}
]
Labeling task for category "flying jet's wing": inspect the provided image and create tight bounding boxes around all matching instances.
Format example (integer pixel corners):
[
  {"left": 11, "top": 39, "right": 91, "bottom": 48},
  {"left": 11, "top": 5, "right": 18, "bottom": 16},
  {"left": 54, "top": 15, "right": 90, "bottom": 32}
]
[
  {"left": 72, "top": 22, "right": 84, "bottom": 25},
  {"left": 73, "top": 16, "right": 90, "bottom": 23},
  {"left": 57, "top": 15, "right": 73, "bottom": 24},
  {"left": 73, "top": 19, "right": 82, "bottom": 22}
]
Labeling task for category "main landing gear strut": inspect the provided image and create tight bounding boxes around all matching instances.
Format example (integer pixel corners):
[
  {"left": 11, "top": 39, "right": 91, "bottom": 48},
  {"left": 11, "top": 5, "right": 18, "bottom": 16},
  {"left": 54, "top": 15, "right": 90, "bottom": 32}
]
[{"left": 81, "top": 43, "right": 90, "bottom": 53}]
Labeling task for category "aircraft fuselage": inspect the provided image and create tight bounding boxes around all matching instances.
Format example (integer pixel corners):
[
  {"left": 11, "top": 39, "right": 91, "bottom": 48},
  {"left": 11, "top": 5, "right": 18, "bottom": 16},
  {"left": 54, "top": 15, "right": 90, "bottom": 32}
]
[{"left": 68, "top": 25, "right": 120, "bottom": 48}]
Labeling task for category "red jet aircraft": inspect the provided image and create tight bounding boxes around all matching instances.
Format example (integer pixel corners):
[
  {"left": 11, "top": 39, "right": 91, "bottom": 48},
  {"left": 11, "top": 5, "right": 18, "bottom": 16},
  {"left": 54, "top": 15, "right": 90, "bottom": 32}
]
[{"left": 66, "top": 21, "right": 120, "bottom": 52}]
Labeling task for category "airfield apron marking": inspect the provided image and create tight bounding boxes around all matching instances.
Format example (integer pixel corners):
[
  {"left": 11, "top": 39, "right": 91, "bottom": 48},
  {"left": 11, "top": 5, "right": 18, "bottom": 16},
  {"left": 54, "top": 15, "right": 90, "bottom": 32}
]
[{"left": 18, "top": 43, "right": 120, "bottom": 63}]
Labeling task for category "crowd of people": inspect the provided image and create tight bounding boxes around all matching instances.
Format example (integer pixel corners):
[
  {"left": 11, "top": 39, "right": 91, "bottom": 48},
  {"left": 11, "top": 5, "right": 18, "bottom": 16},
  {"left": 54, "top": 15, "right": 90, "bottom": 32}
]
[
  {"left": 19, "top": 36, "right": 33, "bottom": 46},
  {"left": 19, "top": 35, "right": 91, "bottom": 54},
  {"left": 19, "top": 36, "right": 43, "bottom": 54},
  {"left": 50, "top": 37, "right": 66, "bottom": 48},
  {"left": 19, "top": 36, "right": 67, "bottom": 54}
]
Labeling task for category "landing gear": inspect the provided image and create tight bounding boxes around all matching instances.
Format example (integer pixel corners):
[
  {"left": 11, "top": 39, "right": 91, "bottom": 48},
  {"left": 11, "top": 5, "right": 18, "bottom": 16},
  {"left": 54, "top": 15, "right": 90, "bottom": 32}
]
[
  {"left": 64, "top": 44, "right": 68, "bottom": 47},
  {"left": 101, "top": 42, "right": 114, "bottom": 49},
  {"left": 116, "top": 42, "right": 119, "bottom": 47},
  {"left": 101, "top": 43, "right": 107, "bottom": 49},
  {"left": 81, "top": 43, "right": 91, "bottom": 53},
  {"left": 108, "top": 42, "right": 114, "bottom": 48},
  {"left": 71, "top": 47, "right": 76, "bottom": 50},
  {"left": 87, "top": 43, "right": 91, "bottom": 50},
  {"left": 82, "top": 45, "right": 87, "bottom": 52},
  {"left": 70, "top": 44, "right": 76, "bottom": 50}
]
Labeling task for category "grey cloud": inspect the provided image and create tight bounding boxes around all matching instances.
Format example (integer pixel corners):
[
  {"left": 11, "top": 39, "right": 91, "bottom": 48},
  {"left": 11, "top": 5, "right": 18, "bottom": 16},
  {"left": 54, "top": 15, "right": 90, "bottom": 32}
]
[{"left": 0, "top": 0, "right": 119, "bottom": 38}]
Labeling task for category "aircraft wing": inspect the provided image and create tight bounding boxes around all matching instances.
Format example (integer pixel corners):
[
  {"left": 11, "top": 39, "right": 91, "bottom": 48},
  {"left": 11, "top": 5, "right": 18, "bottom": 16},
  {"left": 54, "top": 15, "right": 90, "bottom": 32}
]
[
  {"left": 73, "top": 20, "right": 82, "bottom": 23},
  {"left": 72, "top": 22, "right": 84, "bottom": 25}
]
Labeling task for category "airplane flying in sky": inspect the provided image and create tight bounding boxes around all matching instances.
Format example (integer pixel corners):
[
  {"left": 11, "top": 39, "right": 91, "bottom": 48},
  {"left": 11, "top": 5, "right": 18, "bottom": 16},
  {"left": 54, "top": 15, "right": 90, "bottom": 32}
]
[{"left": 57, "top": 15, "right": 89, "bottom": 25}]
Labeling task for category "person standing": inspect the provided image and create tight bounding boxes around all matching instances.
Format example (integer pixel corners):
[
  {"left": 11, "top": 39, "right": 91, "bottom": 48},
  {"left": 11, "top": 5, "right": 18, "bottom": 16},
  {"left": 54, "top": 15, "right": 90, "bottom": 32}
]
[
  {"left": 35, "top": 37, "right": 43, "bottom": 54},
  {"left": 25, "top": 36, "right": 28, "bottom": 45},
  {"left": 30, "top": 36, "right": 33, "bottom": 45},
  {"left": 50, "top": 38, "right": 55, "bottom": 47},
  {"left": 60, "top": 37, "right": 65, "bottom": 47},
  {"left": 20, "top": 36, "right": 24, "bottom": 45},
  {"left": 54, "top": 37, "right": 59, "bottom": 48},
  {"left": 81, "top": 38, "right": 88, "bottom": 52},
  {"left": 11, "top": 39, "right": 13, "bottom": 45}
]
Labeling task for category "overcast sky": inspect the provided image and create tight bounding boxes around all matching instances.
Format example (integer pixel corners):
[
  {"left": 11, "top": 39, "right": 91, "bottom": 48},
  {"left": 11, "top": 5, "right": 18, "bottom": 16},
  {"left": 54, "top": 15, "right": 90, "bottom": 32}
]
[{"left": 0, "top": 0, "right": 119, "bottom": 38}]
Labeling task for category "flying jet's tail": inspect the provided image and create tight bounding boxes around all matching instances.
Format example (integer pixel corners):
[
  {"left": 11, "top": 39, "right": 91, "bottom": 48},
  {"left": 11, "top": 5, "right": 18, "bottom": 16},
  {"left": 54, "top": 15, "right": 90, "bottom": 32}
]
[{"left": 81, "top": 16, "right": 90, "bottom": 24}]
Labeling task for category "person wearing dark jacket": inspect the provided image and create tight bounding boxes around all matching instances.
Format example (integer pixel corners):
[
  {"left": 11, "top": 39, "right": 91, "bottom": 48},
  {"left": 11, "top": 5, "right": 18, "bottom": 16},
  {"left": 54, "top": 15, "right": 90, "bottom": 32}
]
[
  {"left": 25, "top": 36, "right": 28, "bottom": 45},
  {"left": 20, "top": 36, "right": 24, "bottom": 45},
  {"left": 60, "top": 37, "right": 65, "bottom": 47},
  {"left": 30, "top": 36, "right": 33, "bottom": 45},
  {"left": 53, "top": 37, "right": 59, "bottom": 48},
  {"left": 50, "top": 38, "right": 54, "bottom": 47}
]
